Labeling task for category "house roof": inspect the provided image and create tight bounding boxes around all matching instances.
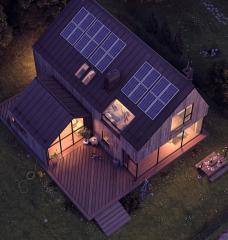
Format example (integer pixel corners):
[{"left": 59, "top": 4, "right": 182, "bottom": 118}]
[
  {"left": 10, "top": 78, "right": 89, "bottom": 148},
  {"left": 34, "top": 0, "right": 195, "bottom": 150}
]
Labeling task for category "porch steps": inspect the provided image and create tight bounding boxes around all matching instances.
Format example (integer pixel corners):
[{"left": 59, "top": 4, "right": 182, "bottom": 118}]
[
  {"left": 94, "top": 201, "right": 130, "bottom": 236},
  {"left": 209, "top": 164, "right": 228, "bottom": 182}
]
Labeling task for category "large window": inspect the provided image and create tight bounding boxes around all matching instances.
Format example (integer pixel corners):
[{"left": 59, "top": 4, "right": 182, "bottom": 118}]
[
  {"left": 158, "top": 132, "right": 183, "bottom": 162},
  {"left": 48, "top": 118, "right": 84, "bottom": 158},
  {"left": 103, "top": 99, "right": 135, "bottom": 131},
  {"left": 159, "top": 118, "right": 203, "bottom": 162},
  {"left": 171, "top": 104, "right": 193, "bottom": 131},
  {"left": 182, "top": 119, "right": 203, "bottom": 145}
]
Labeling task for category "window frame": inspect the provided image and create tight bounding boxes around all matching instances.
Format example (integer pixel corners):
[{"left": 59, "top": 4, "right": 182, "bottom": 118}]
[
  {"left": 171, "top": 104, "right": 193, "bottom": 131},
  {"left": 48, "top": 118, "right": 84, "bottom": 157},
  {"left": 75, "top": 63, "right": 89, "bottom": 79},
  {"left": 101, "top": 130, "right": 110, "bottom": 147},
  {"left": 81, "top": 69, "right": 96, "bottom": 85}
]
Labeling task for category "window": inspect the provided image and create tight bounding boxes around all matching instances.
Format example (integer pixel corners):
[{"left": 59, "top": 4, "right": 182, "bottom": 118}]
[
  {"left": 82, "top": 70, "right": 96, "bottom": 85},
  {"left": 72, "top": 118, "right": 84, "bottom": 131},
  {"left": 75, "top": 63, "right": 89, "bottom": 79},
  {"left": 102, "top": 130, "right": 110, "bottom": 146},
  {"left": 48, "top": 118, "right": 84, "bottom": 158},
  {"left": 182, "top": 119, "right": 203, "bottom": 145},
  {"left": 103, "top": 99, "right": 135, "bottom": 131},
  {"left": 171, "top": 104, "right": 193, "bottom": 131}
]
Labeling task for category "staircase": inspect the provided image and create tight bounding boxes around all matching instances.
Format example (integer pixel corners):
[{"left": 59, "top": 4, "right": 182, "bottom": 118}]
[{"left": 95, "top": 202, "right": 131, "bottom": 236}]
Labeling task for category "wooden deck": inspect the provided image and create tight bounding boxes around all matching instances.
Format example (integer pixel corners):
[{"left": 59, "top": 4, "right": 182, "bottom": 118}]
[
  {"left": 47, "top": 132, "right": 207, "bottom": 221},
  {"left": 0, "top": 96, "right": 208, "bottom": 235},
  {"left": 48, "top": 143, "right": 136, "bottom": 220}
]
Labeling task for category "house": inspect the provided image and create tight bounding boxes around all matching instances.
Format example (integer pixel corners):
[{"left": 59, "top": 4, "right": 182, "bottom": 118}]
[{"left": 0, "top": 0, "right": 209, "bottom": 236}]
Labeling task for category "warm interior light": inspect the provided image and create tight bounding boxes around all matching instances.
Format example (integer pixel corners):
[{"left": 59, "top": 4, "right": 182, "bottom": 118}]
[
  {"left": 75, "top": 63, "right": 89, "bottom": 79},
  {"left": 82, "top": 70, "right": 96, "bottom": 85},
  {"left": 103, "top": 99, "right": 135, "bottom": 130}
]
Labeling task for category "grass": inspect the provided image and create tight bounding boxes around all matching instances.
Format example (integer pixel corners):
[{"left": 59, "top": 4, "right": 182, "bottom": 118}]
[
  {"left": 0, "top": 0, "right": 228, "bottom": 239},
  {"left": 99, "top": 0, "right": 228, "bottom": 90},
  {"left": 0, "top": 108, "right": 228, "bottom": 240}
]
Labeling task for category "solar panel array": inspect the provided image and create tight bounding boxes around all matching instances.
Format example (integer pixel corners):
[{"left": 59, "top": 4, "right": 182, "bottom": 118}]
[
  {"left": 60, "top": 7, "right": 126, "bottom": 73},
  {"left": 122, "top": 62, "right": 179, "bottom": 120}
]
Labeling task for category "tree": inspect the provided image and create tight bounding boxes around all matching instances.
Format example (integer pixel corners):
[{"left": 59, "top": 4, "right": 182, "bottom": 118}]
[{"left": 0, "top": 4, "right": 12, "bottom": 53}]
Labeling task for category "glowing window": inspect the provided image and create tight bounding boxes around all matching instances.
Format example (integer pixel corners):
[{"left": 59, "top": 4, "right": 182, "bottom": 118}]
[
  {"left": 82, "top": 70, "right": 96, "bottom": 85},
  {"left": 75, "top": 63, "right": 89, "bottom": 79},
  {"left": 103, "top": 99, "right": 135, "bottom": 131},
  {"left": 171, "top": 104, "right": 193, "bottom": 131},
  {"left": 72, "top": 118, "right": 84, "bottom": 131}
]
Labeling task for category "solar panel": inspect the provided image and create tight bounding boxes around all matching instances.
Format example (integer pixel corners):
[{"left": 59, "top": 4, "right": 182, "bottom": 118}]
[
  {"left": 138, "top": 93, "right": 156, "bottom": 112},
  {"left": 89, "top": 33, "right": 126, "bottom": 72},
  {"left": 151, "top": 77, "right": 170, "bottom": 97},
  {"left": 60, "top": 8, "right": 96, "bottom": 46},
  {"left": 61, "top": 8, "right": 126, "bottom": 73},
  {"left": 146, "top": 100, "right": 165, "bottom": 120},
  {"left": 80, "top": 13, "right": 96, "bottom": 30},
  {"left": 60, "top": 22, "right": 76, "bottom": 39},
  {"left": 160, "top": 84, "right": 179, "bottom": 104},
  {"left": 135, "top": 62, "right": 152, "bottom": 79},
  {"left": 120, "top": 62, "right": 180, "bottom": 120},
  {"left": 74, "top": 20, "right": 110, "bottom": 58},
  {"left": 121, "top": 77, "right": 139, "bottom": 96},
  {"left": 72, "top": 7, "right": 88, "bottom": 25},
  {"left": 129, "top": 85, "right": 147, "bottom": 103},
  {"left": 121, "top": 62, "right": 160, "bottom": 104},
  {"left": 142, "top": 69, "right": 161, "bottom": 89}
]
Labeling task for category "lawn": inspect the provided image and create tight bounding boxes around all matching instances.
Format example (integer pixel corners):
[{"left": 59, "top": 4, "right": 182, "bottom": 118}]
[
  {"left": 99, "top": 0, "right": 228, "bottom": 90},
  {"left": 0, "top": 0, "right": 228, "bottom": 239}
]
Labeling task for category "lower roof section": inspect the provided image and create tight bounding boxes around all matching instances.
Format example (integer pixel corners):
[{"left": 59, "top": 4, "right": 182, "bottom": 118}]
[{"left": 10, "top": 78, "right": 89, "bottom": 148}]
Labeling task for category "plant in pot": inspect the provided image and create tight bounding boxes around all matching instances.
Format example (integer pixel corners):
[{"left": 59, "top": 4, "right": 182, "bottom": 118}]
[{"left": 79, "top": 127, "right": 91, "bottom": 144}]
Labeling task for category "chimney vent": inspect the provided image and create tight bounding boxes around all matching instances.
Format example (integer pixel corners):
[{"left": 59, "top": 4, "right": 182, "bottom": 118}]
[{"left": 104, "top": 69, "right": 120, "bottom": 91}]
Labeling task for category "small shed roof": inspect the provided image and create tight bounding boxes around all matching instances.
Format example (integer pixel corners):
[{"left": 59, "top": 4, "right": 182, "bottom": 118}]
[{"left": 10, "top": 78, "right": 88, "bottom": 148}]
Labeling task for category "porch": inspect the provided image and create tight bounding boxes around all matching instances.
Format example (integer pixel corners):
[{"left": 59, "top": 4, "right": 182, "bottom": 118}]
[
  {"left": 47, "top": 142, "right": 136, "bottom": 220},
  {"left": 47, "top": 132, "right": 207, "bottom": 221}
]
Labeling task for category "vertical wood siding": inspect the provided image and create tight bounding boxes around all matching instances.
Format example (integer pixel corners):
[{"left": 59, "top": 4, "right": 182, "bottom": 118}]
[
  {"left": 136, "top": 89, "right": 209, "bottom": 162},
  {"left": 34, "top": 51, "right": 208, "bottom": 164}
]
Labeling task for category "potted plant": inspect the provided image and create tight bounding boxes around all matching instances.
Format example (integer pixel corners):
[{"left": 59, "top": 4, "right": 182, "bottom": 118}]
[{"left": 79, "top": 127, "right": 91, "bottom": 144}]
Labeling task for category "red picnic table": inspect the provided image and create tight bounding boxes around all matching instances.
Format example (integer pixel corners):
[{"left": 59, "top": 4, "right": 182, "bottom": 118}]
[{"left": 195, "top": 152, "right": 228, "bottom": 181}]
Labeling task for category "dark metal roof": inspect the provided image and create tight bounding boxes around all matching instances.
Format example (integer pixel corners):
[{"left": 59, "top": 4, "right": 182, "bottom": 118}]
[
  {"left": 10, "top": 78, "right": 88, "bottom": 148},
  {"left": 34, "top": 0, "right": 195, "bottom": 150}
]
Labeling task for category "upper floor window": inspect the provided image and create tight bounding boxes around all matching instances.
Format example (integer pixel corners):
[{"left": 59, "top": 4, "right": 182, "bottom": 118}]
[
  {"left": 171, "top": 104, "right": 193, "bottom": 131},
  {"left": 103, "top": 99, "right": 135, "bottom": 131},
  {"left": 82, "top": 70, "right": 96, "bottom": 85},
  {"left": 75, "top": 63, "right": 89, "bottom": 79}
]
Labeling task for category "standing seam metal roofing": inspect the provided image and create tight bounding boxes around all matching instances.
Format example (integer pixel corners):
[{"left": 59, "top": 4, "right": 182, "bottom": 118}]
[
  {"left": 10, "top": 78, "right": 89, "bottom": 148},
  {"left": 34, "top": 0, "right": 194, "bottom": 150}
]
